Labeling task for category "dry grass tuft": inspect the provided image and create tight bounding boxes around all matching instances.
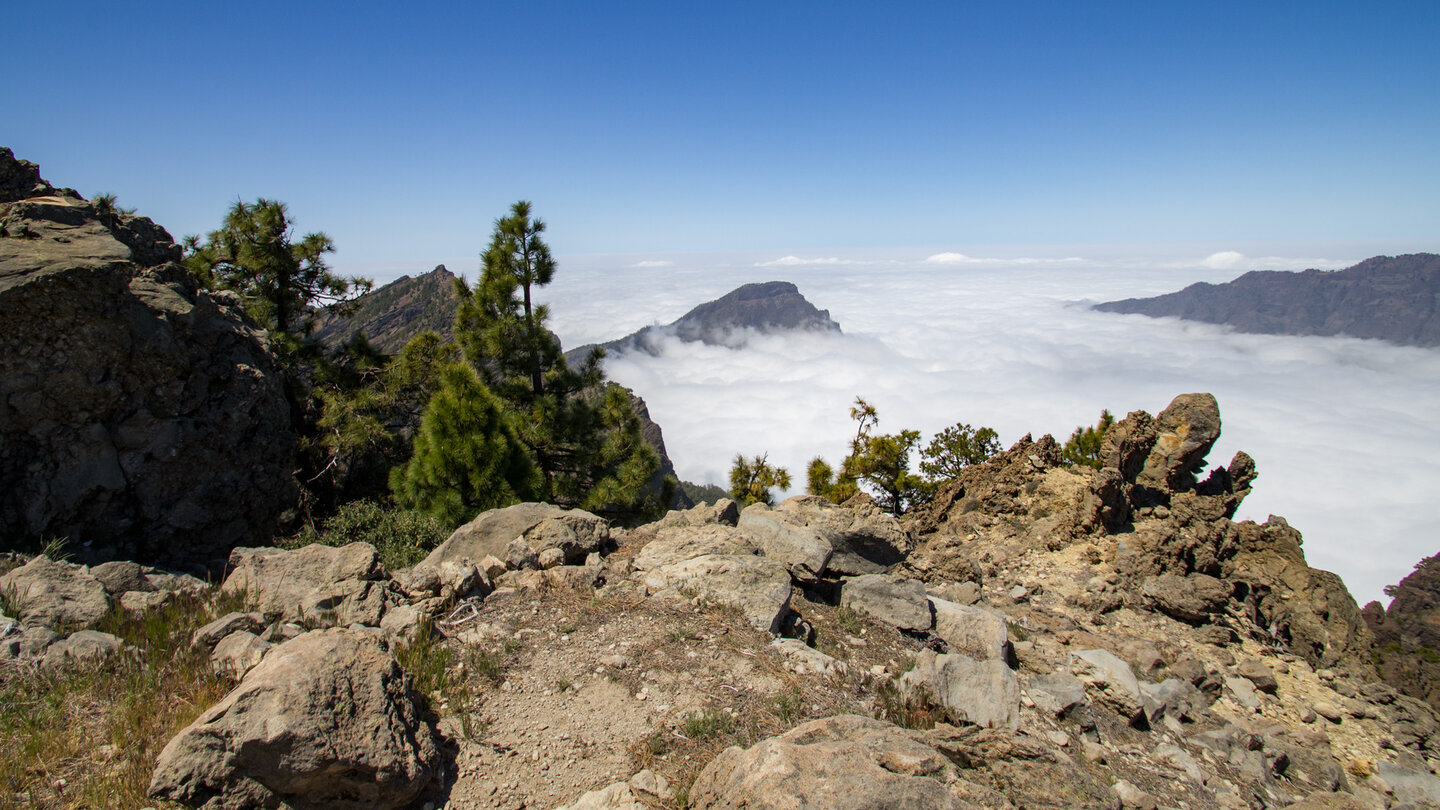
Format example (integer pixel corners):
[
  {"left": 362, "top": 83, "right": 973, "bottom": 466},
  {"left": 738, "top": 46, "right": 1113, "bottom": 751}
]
[{"left": 0, "top": 588, "right": 244, "bottom": 808}]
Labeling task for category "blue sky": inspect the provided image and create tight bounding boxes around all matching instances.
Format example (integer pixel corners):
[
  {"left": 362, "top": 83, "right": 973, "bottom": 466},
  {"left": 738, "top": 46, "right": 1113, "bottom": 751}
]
[{"left": 7, "top": 1, "right": 1438, "bottom": 274}]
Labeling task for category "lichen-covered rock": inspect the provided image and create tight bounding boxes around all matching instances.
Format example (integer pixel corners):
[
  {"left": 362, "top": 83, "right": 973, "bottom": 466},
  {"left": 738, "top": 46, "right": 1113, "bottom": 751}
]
[
  {"left": 425, "top": 502, "right": 609, "bottom": 568},
  {"left": 689, "top": 715, "right": 972, "bottom": 809},
  {"left": 0, "top": 149, "right": 295, "bottom": 566},
  {"left": 631, "top": 524, "right": 754, "bottom": 572},
  {"left": 148, "top": 628, "right": 445, "bottom": 810},
  {"left": 840, "top": 574, "right": 932, "bottom": 631},
  {"left": 640, "top": 554, "right": 792, "bottom": 634},
  {"left": 1135, "top": 393, "right": 1222, "bottom": 498},
  {"left": 901, "top": 650, "right": 1021, "bottom": 730},
  {"left": 221, "top": 543, "right": 396, "bottom": 627},
  {"left": 0, "top": 555, "right": 110, "bottom": 629}
]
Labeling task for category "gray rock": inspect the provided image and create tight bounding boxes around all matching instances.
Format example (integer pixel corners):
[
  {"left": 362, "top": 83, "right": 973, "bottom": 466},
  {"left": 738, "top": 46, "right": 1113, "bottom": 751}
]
[
  {"left": 742, "top": 495, "right": 911, "bottom": 578},
  {"left": 41, "top": 629, "right": 124, "bottom": 669},
  {"left": 90, "top": 560, "right": 154, "bottom": 596},
  {"left": 930, "top": 597, "right": 1010, "bottom": 661},
  {"left": 1224, "top": 676, "right": 1261, "bottom": 712},
  {"left": 1113, "top": 780, "right": 1157, "bottom": 810},
  {"left": 0, "top": 555, "right": 110, "bottom": 630},
  {"left": 1140, "top": 678, "right": 1208, "bottom": 723},
  {"left": 640, "top": 498, "right": 740, "bottom": 531},
  {"left": 537, "top": 547, "right": 566, "bottom": 569},
  {"left": 1236, "top": 658, "right": 1279, "bottom": 693},
  {"left": 628, "top": 768, "right": 673, "bottom": 800},
  {"left": 221, "top": 543, "right": 395, "bottom": 628},
  {"left": 191, "top": 612, "right": 266, "bottom": 653},
  {"left": 1028, "top": 671, "right": 1089, "bottom": 718},
  {"left": 148, "top": 628, "right": 445, "bottom": 810},
  {"left": 553, "top": 782, "right": 644, "bottom": 810},
  {"left": 840, "top": 574, "right": 933, "bottom": 631},
  {"left": 689, "top": 714, "right": 971, "bottom": 809},
  {"left": 737, "top": 502, "right": 833, "bottom": 584},
  {"left": 929, "top": 580, "right": 982, "bottom": 605},
  {"left": 770, "top": 638, "right": 847, "bottom": 676},
  {"left": 1377, "top": 761, "right": 1440, "bottom": 806},
  {"left": 210, "top": 631, "right": 270, "bottom": 678},
  {"left": 641, "top": 554, "right": 792, "bottom": 634},
  {"left": 120, "top": 589, "right": 172, "bottom": 616},
  {"left": 504, "top": 537, "right": 540, "bottom": 571},
  {"left": 425, "top": 502, "right": 608, "bottom": 568},
  {"left": 1154, "top": 742, "right": 1205, "bottom": 782},
  {"left": 1071, "top": 648, "right": 1145, "bottom": 719},
  {"left": 901, "top": 649, "right": 1020, "bottom": 730},
  {"left": 379, "top": 603, "right": 428, "bottom": 647}
]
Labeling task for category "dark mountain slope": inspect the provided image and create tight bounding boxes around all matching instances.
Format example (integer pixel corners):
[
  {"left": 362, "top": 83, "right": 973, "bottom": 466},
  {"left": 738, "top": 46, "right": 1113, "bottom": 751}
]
[
  {"left": 311, "top": 265, "right": 459, "bottom": 354},
  {"left": 1095, "top": 253, "right": 1440, "bottom": 347}
]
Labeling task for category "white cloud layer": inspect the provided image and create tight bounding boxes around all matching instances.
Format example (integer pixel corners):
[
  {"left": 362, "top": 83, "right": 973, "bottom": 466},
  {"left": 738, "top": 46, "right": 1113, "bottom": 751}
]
[
  {"left": 925, "top": 252, "right": 1087, "bottom": 265},
  {"left": 630, "top": 260, "right": 675, "bottom": 268},
  {"left": 755, "top": 256, "right": 865, "bottom": 267},
  {"left": 540, "top": 250, "right": 1438, "bottom": 606}
]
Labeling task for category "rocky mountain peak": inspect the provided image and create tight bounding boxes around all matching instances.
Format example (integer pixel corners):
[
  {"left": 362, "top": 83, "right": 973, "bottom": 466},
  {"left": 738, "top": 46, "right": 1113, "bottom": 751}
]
[{"left": 580, "top": 279, "right": 841, "bottom": 359}]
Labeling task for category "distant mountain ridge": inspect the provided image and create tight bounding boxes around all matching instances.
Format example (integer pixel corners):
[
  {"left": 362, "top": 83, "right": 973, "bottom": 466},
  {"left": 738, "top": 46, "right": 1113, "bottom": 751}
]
[
  {"left": 1094, "top": 253, "right": 1440, "bottom": 347},
  {"left": 577, "top": 280, "right": 841, "bottom": 360},
  {"left": 312, "top": 265, "right": 459, "bottom": 354}
]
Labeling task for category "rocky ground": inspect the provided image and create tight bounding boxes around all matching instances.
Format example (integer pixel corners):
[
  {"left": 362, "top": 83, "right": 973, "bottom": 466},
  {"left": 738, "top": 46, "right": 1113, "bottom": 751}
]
[{"left": 5, "top": 393, "right": 1440, "bottom": 809}]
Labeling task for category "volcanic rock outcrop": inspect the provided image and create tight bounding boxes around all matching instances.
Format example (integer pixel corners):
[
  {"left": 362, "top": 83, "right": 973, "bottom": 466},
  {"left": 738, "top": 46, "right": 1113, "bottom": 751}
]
[
  {"left": 1366, "top": 554, "right": 1440, "bottom": 712},
  {"left": 0, "top": 148, "right": 296, "bottom": 567}
]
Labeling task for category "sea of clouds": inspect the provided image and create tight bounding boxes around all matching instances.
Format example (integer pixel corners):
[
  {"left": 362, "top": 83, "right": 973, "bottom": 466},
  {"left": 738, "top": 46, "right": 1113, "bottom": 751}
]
[{"left": 502, "top": 246, "right": 1437, "bottom": 607}]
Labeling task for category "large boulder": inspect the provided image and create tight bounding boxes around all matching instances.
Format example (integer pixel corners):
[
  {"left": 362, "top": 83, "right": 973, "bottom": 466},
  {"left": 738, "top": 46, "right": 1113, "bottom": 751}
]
[
  {"left": 930, "top": 597, "right": 1011, "bottom": 661},
  {"left": 424, "top": 502, "right": 609, "bottom": 567},
  {"left": 631, "top": 524, "right": 755, "bottom": 571},
  {"left": 901, "top": 650, "right": 1021, "bottom": 730},
  {"left": 743, "top": 495, "right": 911, "bottom": 577},
  {"left": 736, "top": 503, "right": 833, "bottom": 584},
  {"left": 640, "top": 554, "right": 792, "bottom": 634},
  {"left": 840, "top": 574, "right": 933, "bottom": 631},
  {"left": 689, "top": 714, "right": 973, "bottom": 809},
  {"left": 221, "top": 543, "right": 396, "bottom": 627},
  {"left": 148, "top": 628, "right": 445, "bottom": 810},
  {"left": 0, "top": 555, "right": 110, "bottom": 629},
  {"left": 0, "top": 149, "right": 295, "bottom": 566}
]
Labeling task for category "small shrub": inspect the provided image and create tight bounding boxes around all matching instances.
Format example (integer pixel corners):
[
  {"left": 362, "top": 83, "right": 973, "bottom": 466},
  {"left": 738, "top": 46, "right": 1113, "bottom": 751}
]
[
  {"left": 769, "top": 688, "right": 803, "bottom": 725},
  {"left": 834, "top": 605, "right": 863, "bottom": 635},
  {"left": 682, "top": 708, "right": 735, "bottom": 741},
  {"left": 288, "top": 499, "right": 447, "bottom": 570},
  {"left": 874, "top": 680, "right": 956, "bottom": 730}
]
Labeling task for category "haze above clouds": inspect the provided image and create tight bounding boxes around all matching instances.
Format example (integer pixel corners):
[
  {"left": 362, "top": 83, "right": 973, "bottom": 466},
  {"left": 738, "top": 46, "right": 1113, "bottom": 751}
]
[{"left": 536, "top": 247, "right": 1439, "bottom": 607}]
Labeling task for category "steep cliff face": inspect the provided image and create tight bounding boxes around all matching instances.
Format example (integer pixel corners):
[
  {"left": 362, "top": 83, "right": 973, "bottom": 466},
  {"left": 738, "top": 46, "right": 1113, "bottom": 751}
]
[
  {"left": 1096, "top": 253, "right": 1440, "bottom": 347},
  {"left": 1366, "top": 556, "right": 1440, "bottom": 711},
  {"left": 0, "top": 148, "right": 296, "bottom": 567}
]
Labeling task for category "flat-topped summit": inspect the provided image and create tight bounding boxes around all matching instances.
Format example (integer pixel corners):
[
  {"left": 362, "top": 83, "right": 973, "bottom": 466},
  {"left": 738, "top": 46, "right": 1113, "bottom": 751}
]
[{"left": 1095, "top": 253, "right": 1440, "bottom": 347}]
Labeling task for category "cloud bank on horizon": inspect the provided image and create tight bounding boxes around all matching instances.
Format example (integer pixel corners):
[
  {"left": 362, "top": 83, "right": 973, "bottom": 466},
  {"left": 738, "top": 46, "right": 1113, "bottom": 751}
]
[{"left": 539, "top": 248, "right": 1439, "bottom": 607}]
